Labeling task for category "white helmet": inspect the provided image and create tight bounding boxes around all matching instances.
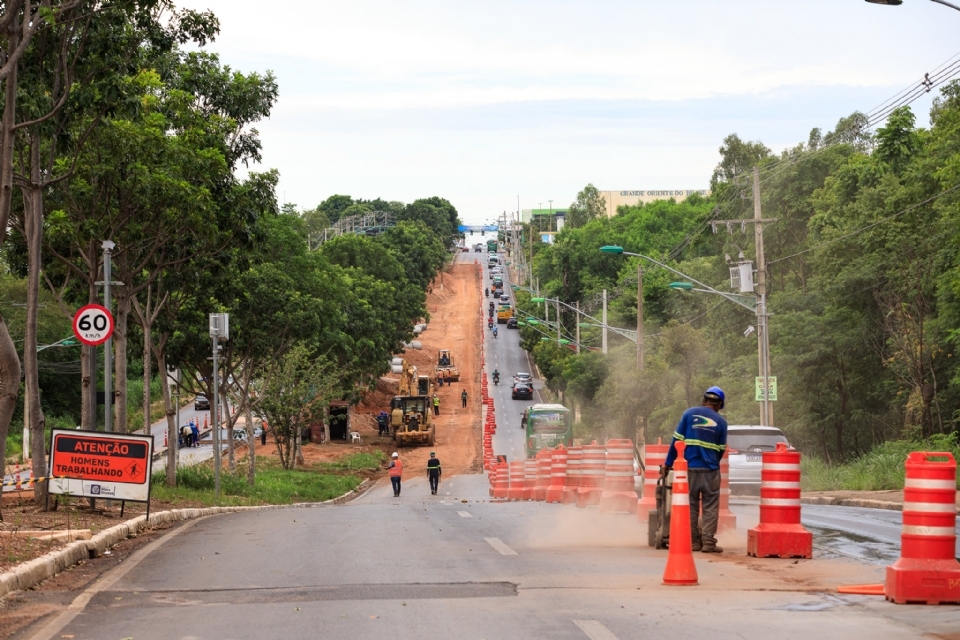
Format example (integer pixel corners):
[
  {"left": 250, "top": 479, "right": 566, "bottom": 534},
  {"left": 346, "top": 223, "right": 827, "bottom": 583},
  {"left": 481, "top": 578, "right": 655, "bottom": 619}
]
[{"left": 392, "top": 452, "right": 399, "bottom": 458}]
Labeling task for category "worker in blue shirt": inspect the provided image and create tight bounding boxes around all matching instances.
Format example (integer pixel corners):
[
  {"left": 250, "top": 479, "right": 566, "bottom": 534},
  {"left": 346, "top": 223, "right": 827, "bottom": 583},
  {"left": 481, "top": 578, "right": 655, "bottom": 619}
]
[{"left": 663, "top": 386, "right": 728, "bottom": 553}]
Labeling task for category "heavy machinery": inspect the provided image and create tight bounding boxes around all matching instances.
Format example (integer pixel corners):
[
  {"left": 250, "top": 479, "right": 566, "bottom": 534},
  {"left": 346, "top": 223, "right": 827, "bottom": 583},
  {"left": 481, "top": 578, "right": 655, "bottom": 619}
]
[
  {"left": 436, "top": 349, "right": 460, "bottom": 381},
  {"left": 389, "top": 358, "right": 435, "bottom": 447}
]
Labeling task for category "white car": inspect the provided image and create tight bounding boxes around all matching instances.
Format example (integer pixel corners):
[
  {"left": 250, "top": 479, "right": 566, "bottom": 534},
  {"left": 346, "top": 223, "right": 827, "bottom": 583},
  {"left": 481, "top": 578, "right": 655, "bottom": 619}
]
[
  {"left": 726, "top": 425, "right": 791, "bottom": 494},
  {"left": 514, "top": 372, "right": 532, "bottom": 385}
]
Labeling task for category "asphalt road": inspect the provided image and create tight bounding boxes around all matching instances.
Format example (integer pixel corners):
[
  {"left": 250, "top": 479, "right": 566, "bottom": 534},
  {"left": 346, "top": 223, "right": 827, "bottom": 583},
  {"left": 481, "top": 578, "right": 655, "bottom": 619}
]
[{"left": 15, "top": 249, "right": 960, "bottom": 639}]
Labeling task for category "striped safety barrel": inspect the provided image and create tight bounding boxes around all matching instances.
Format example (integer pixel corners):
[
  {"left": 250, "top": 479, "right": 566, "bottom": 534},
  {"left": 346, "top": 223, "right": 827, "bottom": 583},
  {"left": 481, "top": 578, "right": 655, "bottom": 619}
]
[
  {"left": 562, "top": 446, "right": 582, "bottom": 504},
  {"left": 747, "top": 442, "right": 812, "bottom": 559},
  {"left": 535, "top": 449, "right": 552, "bottom": 501},
  {"left": 523, "top": 458, "right": 538, "bottom": 501},
  {"left": 885, "top": 451, "right": 960, "bottom": 605},
  {"left": 718, "top": 455, "right": 737, "bottom": 532},
  {"left": 507, "top": 461, "right": 525, "bottom": 501},
  {"left": 576, "top": 441, "right": 606, "bottom": 508},
  {"left": 637, "top": 443, "right": 668, "bottom": 523},
  {"left": 546, "top": 445, "right": 567, "bottom": 503},
  {"left": 491, "top": 461, "right": 509, "bottom": 500},
  {"left": 600, "top": 439, "right": 637, "bottom": 513}
]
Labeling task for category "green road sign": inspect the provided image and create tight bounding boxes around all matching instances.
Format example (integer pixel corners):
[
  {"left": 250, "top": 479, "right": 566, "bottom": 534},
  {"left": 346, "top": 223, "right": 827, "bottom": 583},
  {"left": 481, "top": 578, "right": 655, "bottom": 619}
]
[{"left": 755, "top": 376, "right": 777, "bottom": 402}]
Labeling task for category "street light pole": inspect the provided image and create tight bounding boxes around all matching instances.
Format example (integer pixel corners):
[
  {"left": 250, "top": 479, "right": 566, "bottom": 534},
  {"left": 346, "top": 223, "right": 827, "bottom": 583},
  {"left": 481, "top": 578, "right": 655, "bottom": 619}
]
[
  {"left": 753, "top": 167, "right": 773, "bottom": 426},
  {"left": 102, "top": 240, "right": 115, "bottom": 433},
  {"left": 602, "top": 289, "right": 608, "bottom": 354},
  {"left": 637, "top": 262, "right": 644, "bottom": 371}
]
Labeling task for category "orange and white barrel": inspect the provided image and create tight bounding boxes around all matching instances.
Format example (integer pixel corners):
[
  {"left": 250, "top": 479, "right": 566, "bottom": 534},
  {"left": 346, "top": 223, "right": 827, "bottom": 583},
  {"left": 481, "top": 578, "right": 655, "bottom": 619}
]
[
  {"left": 523, "top": 458, "right": 538, "bottom": 500},
  {"left": 535, "top": 449, "right": 552, "bottom": 501},
  {"left": 546, "top": 445, "right": 567, "bottom": 503},
  {"left": 718, "top": 455, "right": 737, "bottom": 532},
  {"left": 576, "top": 441, "right": 606, "bottom": 508},
  {"left": 600, "top": 439, "right": 637, "bottom": 513},
  {"left": 747, "top": 442, "right": 812, "bottom": 559},
  {"left": 562, "top": 446, "right": 581, "bottom": 504},
  {"left": 637, "top": 443, "right": 668, "bottom": 523},
  {"left": 507, "top": 461, "right": 525, "bottom": 501}
]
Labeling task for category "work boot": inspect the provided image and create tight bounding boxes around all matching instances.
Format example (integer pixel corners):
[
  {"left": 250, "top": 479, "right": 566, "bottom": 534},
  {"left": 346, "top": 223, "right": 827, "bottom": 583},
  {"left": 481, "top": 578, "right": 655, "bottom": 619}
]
[
  {"left": 701, "top": 545, "right": 723, "bottom": 553},
  {"left": 691, "top": 541, "right": 701, "bottom": 552}
]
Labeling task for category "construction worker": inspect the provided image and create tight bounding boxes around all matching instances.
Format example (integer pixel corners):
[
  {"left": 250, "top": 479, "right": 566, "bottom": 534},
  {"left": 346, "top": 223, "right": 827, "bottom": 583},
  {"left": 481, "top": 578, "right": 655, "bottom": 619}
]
[
  {"left": 432, "top": 393, "right": 440, "bottom": 416},
  {"left": 427, "top": 451, "right": 442, "bottom": 495},
  {"left": 461, "top": 389, "right": 468, "bottom": 408},
  {"left": 663, "top": 386, "right": 728, "bottom": 553},
  {"left": 388, "top": 452, "right": 403, "bottom": 497}
]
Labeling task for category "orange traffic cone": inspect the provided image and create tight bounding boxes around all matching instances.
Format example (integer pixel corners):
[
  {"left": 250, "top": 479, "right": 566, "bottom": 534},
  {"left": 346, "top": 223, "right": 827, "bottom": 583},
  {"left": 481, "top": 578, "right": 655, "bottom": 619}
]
[
  {"left": 663, "top": 441, "right": 699, "bottom": 586},
  {"left": 204, "top": 416, "right": 208, "bottom": 429}
]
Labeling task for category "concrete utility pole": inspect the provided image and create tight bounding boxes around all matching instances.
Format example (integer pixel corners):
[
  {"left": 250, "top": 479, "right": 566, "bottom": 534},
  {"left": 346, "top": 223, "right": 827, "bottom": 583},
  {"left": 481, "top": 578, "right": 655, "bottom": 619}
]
[
  {"left": 602, "top": 289, "right": 608, "bottom": 355},
  {"left": 556, "top": 299, "right": 561, "bottom": 343},
  {"left": 575, "top": 302, "right": 581, "bottom": 354},
  {"left": 753, "top": 167, "right": 772, "bottom": 427},
  {"left": 637, "top": 262, "right": 644, "bottom": 371}
]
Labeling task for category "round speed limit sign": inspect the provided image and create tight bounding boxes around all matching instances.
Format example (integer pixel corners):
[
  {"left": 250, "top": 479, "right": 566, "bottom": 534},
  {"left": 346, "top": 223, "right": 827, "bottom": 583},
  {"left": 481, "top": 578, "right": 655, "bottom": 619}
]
[{"left": 73, "top": 304, "right": 115, "bottom": 347}]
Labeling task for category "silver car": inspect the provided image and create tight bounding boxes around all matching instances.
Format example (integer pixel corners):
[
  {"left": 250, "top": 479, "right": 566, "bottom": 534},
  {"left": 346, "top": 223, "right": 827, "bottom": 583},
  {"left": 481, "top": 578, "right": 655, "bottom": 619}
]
[{"left": 726, "top": 425, "right": 790, "bottom": 494}]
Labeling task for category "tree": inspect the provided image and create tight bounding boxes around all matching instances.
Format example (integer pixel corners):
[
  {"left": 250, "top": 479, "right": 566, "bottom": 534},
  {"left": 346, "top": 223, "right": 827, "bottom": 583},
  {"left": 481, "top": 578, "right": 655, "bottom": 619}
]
[
  {"left": 317, "top": 194, "right": 354, "bottom": 224},
  {"left": 566, "top": 183, "right": 606, "bottom": 229},
  {"left": 257, "top": 345, "right": 343, "bottom": 469},
  {"left": 710, "top": 134, "right": 771, "bottom": 191}
]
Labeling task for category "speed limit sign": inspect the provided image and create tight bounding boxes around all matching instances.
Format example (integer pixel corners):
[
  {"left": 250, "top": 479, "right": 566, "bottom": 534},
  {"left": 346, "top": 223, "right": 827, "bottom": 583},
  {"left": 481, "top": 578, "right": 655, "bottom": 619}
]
[{"left": 73, "top": 304, "right": 115, "bottom": 347}]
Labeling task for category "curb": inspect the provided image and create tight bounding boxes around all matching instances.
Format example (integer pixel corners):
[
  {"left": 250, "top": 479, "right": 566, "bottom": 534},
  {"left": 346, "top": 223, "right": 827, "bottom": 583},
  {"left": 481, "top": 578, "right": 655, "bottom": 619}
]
[
  {"left": 0, "top": 478, "right": 368, "bottom": 600},
  {"left": 800, "top": 496, "right": 906, "bottom": 512}
]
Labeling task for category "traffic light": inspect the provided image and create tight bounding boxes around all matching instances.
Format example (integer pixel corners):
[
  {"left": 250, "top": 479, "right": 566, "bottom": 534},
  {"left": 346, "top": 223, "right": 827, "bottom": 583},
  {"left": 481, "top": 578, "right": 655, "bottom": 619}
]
[
  {"left": 470, "top": 229, "right": 473, "bottom": 235},
  {"left": 481, "top": 230, "right": 485, "bottom": 236}
]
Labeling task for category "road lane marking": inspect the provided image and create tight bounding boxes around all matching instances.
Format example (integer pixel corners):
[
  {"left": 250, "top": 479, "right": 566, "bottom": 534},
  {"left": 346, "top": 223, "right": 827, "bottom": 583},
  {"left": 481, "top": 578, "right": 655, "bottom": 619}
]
[
  {"left": 457, "top": 511, "right": 472, "bottom": 518},
  {"left": 573, "top": 620, "right": 620, "bottom": 640},
  {"left": 484, "top": 537, "right": 518, "bottom": 555}
]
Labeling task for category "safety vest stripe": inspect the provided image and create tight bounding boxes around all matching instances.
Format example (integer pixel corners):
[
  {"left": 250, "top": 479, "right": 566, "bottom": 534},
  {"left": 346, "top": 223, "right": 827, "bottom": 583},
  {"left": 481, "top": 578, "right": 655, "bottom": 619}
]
[
  {"left": 673, "top": 431, "right": 685, "bottom": 441},
  {"left": 683, "top": 438, "right": 725, "bottom": 452}
]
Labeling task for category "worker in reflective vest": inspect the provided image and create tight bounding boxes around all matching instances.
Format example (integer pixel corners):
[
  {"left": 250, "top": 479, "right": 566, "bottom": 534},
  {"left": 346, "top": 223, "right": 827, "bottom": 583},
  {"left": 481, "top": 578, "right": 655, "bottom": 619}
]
[
  {"left": 433, "top": 394, "right": 440, "bottom": 416},
  {"left": 427, "top": 451, "right": 442, "bottom": 495},
  {"left": 388, "top": 452, "right": 403, "bottom": 497}
]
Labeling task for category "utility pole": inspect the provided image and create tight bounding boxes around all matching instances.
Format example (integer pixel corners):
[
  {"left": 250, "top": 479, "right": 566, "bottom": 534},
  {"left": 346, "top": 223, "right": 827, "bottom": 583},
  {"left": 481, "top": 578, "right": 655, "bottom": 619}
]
[
  {"left": 710, "top": 169, "right": 777, "bottom": 426},
  {"left": 637, "top": 262, "right": 644, "bottom": 371},
  {"left": 602, "top": 289, "right": 608, "bottom": 355},
  {"left": 556, "top": 299, "right": 561, "bottom": 343},
  {"left": 209, "top": 313, "right": 229, "bottom": 502},
  {"left": 753, "top": 166, "right": 773, "bottom": 427},
  {"left": 575, "top": 302, "right": 581, "bottom": 354}
]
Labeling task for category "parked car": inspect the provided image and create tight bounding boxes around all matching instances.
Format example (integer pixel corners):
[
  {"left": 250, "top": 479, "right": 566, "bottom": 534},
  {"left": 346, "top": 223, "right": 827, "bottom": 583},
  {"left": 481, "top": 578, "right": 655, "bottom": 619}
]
[
  {"left": 727, "top": 425, "right": 791, "bottom": 494},
  {"left": 512, "top": 383, "right": 533, "bottom": 400},
  {"left": 514, "top": 372, "right": 532, "bottom": 385},
  {"left": 507, "top": 317, "right": 518, "bottom": 329},
  {"left": 194, "top": 394, "right": 210, "bottom": 411}
]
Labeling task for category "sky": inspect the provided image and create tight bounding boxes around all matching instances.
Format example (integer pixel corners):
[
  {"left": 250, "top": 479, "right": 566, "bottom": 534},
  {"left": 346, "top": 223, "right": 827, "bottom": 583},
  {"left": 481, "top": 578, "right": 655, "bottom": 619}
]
[{"left": 180, "top": 1, "right": 960, "bottom": 225}]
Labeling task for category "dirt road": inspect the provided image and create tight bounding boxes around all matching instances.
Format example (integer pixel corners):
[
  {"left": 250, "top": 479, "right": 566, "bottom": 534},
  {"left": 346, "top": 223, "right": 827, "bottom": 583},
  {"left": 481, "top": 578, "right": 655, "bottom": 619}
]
[{"left": 356, "top": 257, "right": 483, "bottom": 478}]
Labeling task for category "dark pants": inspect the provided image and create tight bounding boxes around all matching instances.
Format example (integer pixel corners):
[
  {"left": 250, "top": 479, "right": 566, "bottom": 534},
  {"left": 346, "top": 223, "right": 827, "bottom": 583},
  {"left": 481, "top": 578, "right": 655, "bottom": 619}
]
[
  {"left": 433, "top": 405, "right": 439, "bottom": 416},
  {"left": 261, "top": 430, "right": 266, "bottom": 446},
  {"left": 429, "top": 473, "right": 440, "bottom": 493},
  {"left": 462, "top": 397, "right": 467, "bottom": 408},
  {"left": 391, "top": 476, "right": 401, "bottom": 496},
  {"left": 688, "top": 468, "right": 721, "bottom": 547}
]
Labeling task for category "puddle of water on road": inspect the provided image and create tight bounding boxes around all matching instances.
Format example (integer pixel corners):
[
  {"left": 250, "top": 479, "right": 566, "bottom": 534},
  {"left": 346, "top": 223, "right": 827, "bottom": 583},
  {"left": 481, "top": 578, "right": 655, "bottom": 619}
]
[{"left": 808, "top": 526, "right": 899, "bottom": 564}]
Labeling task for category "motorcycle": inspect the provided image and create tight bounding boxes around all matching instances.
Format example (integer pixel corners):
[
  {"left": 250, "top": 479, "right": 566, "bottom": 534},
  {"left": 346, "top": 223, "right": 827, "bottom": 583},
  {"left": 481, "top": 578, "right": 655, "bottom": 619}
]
[
  {"left": 492, "top": 327, "right": 498, "bottom": 339},
  {"left": 493, "top": 373, "right": 500, "bottom": 385},
  {"left": 485, "top": 288, "right": 489, "bottom": 298},
  {"left": 488, "top": 318, "right": 494, "bottom": 329}
]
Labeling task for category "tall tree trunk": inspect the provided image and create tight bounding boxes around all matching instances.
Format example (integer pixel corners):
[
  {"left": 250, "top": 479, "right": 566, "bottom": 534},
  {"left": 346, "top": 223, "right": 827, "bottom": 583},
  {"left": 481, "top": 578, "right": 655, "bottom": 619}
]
[
  {"left": 24, "top": 135, "right": 47, "bottom": 505},
  {"left": 0, "top": 314, "right": 20, "bottom": 487},
  {"left": 112, "top": 293, "right": 130, "bottom": 433},
  {"left": 141, "top": 286, "right": 152, "bottom": 434},
  {"left": 81, "top": 256, "right": 97, "bottom": 430},
  {"left": 157, "top": 346, "right": 177, "bottom": 487},
  {"left": 0, "top": 7, "right": 22, "bottom": 472},
  {"left": 222, "top": 384, "right": 234, "bottom": 473},
  {"left": 245, "top": 400, "right": 255, "bottom": 487}
]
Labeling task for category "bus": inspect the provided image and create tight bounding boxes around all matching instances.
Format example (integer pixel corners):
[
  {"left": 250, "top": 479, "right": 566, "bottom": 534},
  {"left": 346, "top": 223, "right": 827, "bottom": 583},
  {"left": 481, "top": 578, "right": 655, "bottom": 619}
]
[
  {"left": 487, "top": 239, "right": 498, "bottom": 252},
  {"left": 497, "top": 303, "right": 513, "bottom": 323},
  {"left": 521, "top": 403, "right": 573, "bottom": 457}
]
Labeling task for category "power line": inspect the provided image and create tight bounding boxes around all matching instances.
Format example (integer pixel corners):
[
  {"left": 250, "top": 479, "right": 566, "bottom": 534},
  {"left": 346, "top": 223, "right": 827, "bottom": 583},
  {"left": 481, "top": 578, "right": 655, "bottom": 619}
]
[{"left": 767, "top": 182, "right": 960, "bottom": 266}]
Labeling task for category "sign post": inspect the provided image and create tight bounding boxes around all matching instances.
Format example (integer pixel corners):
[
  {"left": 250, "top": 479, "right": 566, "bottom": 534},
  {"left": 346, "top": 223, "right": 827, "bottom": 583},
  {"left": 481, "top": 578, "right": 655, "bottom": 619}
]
[{"left": 755, "top": 376, "right": 778, "bottom": 402}]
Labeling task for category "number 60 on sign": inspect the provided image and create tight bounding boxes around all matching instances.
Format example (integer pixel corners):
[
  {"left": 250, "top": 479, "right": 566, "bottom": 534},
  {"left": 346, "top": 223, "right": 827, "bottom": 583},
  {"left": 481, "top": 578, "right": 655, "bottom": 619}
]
[{"left": 73, "top": 304, "right": 114, "bottom": 347}]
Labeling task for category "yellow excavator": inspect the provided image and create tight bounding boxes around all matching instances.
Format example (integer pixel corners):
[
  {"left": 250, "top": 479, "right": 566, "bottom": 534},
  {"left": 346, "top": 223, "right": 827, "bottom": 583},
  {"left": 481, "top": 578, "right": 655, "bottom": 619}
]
[
  {"left": 390, "top": 359, "right": 435, "bottom": 447},
  {"left": 436, "top": 349, "right": 460, "bottom": 382}
]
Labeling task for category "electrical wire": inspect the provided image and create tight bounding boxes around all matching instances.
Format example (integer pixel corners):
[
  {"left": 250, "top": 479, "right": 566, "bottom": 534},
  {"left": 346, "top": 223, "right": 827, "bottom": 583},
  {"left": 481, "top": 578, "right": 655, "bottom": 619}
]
[{"left": 767, "top": 181, "right": 960, "bottom": 266}]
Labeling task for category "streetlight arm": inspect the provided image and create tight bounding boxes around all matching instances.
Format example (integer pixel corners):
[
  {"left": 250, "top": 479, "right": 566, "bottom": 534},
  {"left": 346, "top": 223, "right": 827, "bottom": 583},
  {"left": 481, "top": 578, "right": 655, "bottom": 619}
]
[{"left": 621, "top": 251, "right": 757, "bottom": 313}]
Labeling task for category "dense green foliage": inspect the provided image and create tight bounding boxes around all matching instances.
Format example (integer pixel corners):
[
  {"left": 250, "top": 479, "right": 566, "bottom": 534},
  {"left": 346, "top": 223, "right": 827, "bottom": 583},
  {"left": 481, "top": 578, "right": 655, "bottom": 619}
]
[{"left": 523, "top": 83, "right": 960, "bottom": 467}]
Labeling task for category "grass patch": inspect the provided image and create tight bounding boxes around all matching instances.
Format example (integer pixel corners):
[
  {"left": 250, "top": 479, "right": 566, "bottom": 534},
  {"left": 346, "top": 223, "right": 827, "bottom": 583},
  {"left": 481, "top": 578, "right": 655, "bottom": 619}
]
[
  {"left": 801, "top": 432, "right": 960, "bottom": 491},
  {"left": 151, "top": 457, "right": 362, "bottom": 506},
  {"left": 316, "top": 450, "right": 386, "bottom": 472}
]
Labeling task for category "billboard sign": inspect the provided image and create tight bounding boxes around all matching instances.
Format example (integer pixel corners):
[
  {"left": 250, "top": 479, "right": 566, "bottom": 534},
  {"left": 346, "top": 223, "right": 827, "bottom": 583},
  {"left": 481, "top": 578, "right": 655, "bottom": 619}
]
[{"left": 49, "top": 429, "right": 153, "bottom": 502}]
